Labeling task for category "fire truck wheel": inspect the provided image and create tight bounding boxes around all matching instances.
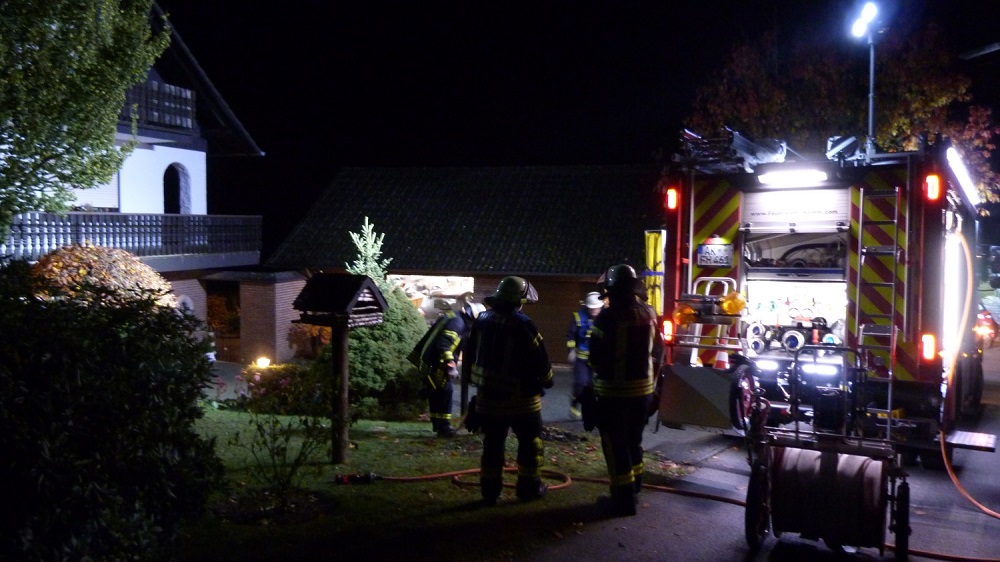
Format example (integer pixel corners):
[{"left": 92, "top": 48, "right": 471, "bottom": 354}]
[
  {"left": 897, "top": 447, "right": 919, "bottom": 467},
  {"left": 744, "top": 461, "right": 770, "bottom": 553},
  {"left": 964, "top": 360, "right": 984, "bottom": 421},
  {"left": 729, "top": 365, "right": 756, "bottom": 433},
  {"left": 919, "top": 444, "right": 953, "bottom": 471},
  {"left": 892, "top": 481, "right": 910, "bottom": 561}
]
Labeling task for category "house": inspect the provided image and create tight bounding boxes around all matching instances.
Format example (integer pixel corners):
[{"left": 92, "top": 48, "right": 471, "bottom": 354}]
[
  {"left": 0, "top": 4, "right": 263, "bottom": 359},
  {"left": 257, "top": 165, "right": 667, "bottom": 363}
]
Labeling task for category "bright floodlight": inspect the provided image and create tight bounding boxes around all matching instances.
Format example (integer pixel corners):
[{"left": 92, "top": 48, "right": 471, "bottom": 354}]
[{"left": 852, "top": 2, "right": 878, "bottom": 37}]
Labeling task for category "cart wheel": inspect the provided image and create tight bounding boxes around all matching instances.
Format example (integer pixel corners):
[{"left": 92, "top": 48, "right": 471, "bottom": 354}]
[
  {"left": 730, "top": 365, "right": 756, "bottom": 433},
  {"left": 893, "top": 481, "right": 910, "bottom": 561},
  {"left": 745, "top": 461, "right": 770, "bottom": 553}
]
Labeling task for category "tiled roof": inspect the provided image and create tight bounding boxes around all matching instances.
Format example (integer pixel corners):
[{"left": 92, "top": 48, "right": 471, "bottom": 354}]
[{"left": 267, "top": 165, "right": 666, "bottom": 276}]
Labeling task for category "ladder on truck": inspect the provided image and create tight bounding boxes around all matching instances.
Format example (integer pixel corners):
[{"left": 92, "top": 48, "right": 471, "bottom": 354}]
[{"left": 854, "top": 184, "right": 904, "bottom": 439}]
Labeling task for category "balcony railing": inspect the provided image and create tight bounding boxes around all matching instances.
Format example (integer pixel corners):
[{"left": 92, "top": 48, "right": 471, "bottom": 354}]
[
  {"left": 2, "top": 212, "right": 261, "bottom": 269},
  {"left": 121, "top": 80, "right": 196, "bottom": 134}
]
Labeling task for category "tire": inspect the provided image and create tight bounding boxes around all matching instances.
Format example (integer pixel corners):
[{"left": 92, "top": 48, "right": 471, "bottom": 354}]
[
  {"left": 745, "top": 461, "right": 770, "bottom": 553},
  {"left": 729, "top": 365, "right": 756, "bottom": 433},
  {"left": 964, "top": 360, "right": 984, "bottom": 421},
  {"left": 920, "top": 444, "right": 953, "bottom": 471},
  {"left": 893, "top": 481, "right": 910, "bottom": 562}
]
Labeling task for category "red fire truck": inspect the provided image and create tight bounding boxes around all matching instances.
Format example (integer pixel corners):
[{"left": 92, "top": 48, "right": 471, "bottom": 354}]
[{"left": 645, "top": 129, "right": 996, "bottom": 557}]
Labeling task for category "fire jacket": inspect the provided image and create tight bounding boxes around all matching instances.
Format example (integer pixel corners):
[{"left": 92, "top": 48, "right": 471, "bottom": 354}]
[
  {"left": 566, "top": 306, "right": 596, "bottom": 361},
  {"left": 408, "top": 311, "right": 471, "bottom": 390},
  {"left": 461, "top": 309, "right": 553, "bottom": 416},
  {"left": 588, "top": 299, "right": 662, "bottom": 398}
]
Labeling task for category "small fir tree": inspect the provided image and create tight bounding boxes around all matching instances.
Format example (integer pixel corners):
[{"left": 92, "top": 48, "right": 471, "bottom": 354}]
[
  {"left": 310, "top": 218, "right": 426, "bottom": 420},
  {"left": 345, "top": 216, "right": 392, "bottom": 287}
]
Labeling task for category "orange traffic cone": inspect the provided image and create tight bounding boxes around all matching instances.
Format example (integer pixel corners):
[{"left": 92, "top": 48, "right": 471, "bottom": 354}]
[{"left": 713, "top": 338, "right": 729, "bottom": 370}]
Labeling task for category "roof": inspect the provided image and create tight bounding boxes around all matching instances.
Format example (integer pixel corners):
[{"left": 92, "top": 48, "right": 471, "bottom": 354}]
[
  {"left": 267, "top": 165, "right": 666, "bottom": 277},
  {"left": 150, "top": 2, "right": 264, "bottom": 157}
]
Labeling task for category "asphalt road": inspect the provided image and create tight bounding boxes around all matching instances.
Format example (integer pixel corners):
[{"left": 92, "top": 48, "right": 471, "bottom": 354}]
[{"left": 523, "top": 353, "right": 1000, "bottom": 562}]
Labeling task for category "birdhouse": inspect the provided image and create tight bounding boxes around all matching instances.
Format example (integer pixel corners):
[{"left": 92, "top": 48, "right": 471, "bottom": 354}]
[{"left": 293, "top": 273, "right": 387, "bottom": 328}]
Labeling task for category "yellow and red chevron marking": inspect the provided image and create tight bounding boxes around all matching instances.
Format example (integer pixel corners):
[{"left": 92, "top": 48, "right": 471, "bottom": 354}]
[
  {"left": 691, "top": 177, "right": 741, "bottom": 366},
  {"left": 691, "top": 177, "right": 741, "bottom": 283},
  {"left": 847, "top": 169, "right": 918, "bottom": 381}
]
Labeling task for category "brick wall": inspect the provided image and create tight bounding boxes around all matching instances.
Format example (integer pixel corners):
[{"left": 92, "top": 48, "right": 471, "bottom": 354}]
[
  {"left": 167, "top": 277, "right": 207, "bottom": 322},
  {"left": 239, "top": 277, "right": 307, "bottom": 364}
]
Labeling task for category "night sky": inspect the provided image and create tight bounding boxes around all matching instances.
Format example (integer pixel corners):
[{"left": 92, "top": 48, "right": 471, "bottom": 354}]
[{"left": 154, "top": 1, "right": 1000, "bottom": 256}]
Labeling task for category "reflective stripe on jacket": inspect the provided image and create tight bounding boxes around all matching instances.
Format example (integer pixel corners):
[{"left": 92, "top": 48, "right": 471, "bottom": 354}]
[
  {"left": 566, "top": 307, "right": 595, "bottom": 361},
  {"left": 588, "top": 299, "right": 659, "bottom": 398}
]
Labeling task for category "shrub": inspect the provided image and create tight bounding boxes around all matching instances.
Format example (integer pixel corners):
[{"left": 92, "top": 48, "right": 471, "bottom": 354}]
[
  {"left": 0, "top": 260, "right": 221, "bottom": 561},
  {"left": 31, "top": 242, "right": 177, "bottom": 307},
  {"left": 240, "top": 361, "right": 324, "bottom": 415}
]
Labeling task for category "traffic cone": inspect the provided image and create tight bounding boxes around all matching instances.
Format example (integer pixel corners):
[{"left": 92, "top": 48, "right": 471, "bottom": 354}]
[{"left": 713, "top": 338, "right": 729, "bottom": 370}]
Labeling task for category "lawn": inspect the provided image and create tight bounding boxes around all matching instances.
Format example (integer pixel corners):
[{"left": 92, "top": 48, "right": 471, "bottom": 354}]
[{"left": 170, "top": 405, "right": 694, "bottom": 561}]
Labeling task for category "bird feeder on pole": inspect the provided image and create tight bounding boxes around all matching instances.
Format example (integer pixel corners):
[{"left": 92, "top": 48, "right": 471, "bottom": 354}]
[{"left": 293, "top": 273, "right": 387, "bottom": 464}]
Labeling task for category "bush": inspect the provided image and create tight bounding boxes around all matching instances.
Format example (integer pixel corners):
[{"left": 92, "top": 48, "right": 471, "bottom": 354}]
[
  {"left": 309, "top": 286, "right": 427, "bottom": 420},
  {"left": 240, "top": 361, "right": 323, "bottom": 415},
  {"left": 31, "top": 243, "right": 177, "bottom": 307},
  {"left": 0, "top": 260, "right": 222, "bottom": 561}
]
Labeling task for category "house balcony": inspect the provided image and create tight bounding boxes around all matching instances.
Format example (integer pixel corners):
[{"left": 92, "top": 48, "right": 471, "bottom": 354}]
[
  {"left": 121, "top": 80, "right": 197, "bottom": 139},
  {"left": 1, "top": 212, "right": 261, "bottom": 272}
]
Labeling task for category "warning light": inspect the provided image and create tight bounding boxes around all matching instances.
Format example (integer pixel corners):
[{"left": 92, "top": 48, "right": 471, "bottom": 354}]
[
  {"left": 661, "top": 318, "right": 674, "bottom": 343},
  {"left": 920, "top": 333, "right": 936, "bottom": 361},
  {"left": 672, "top": 303, "right": 697, "bottom": 327},
  {"left": 924, "top": 174, "right": 941, "bottom": 201},
  {"left": 666, "top": 187, "right": 679, "bottom": 211}
]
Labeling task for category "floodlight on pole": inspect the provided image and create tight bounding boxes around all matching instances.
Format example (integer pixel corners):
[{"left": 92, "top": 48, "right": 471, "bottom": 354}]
[{"left": 852, "top": 2, "right": 878, "bottom": 157}]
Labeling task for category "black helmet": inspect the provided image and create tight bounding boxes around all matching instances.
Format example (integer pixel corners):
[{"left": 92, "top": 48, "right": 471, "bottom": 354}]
[
  {"left": 484, "top": 276, "right": 538, "bottom": 306},
  {"left": 605, "top": 264, "right": 637, "bottom": 295}
]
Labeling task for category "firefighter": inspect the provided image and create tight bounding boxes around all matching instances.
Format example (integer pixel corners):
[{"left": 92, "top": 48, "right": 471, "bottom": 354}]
[
  {"left": 408, "top": 298, "right": 480, "bottom": 437},
  {"left": 588, "top": 264, "right": 663, "bottom": 516},
  {"left": 461, "top": 276, "right": 553, "bottom": 505},
  {"left": 567, "top": 291, "right": 604, "bottom": 418}
]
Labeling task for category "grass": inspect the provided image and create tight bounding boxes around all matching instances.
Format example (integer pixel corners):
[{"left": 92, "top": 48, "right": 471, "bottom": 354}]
[{"left": 170, "top": 404, "right": 696, "bottom": 562}]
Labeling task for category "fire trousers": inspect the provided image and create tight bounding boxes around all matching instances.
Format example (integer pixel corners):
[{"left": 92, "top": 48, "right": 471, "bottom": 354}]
[
  {"left": 479, "top": 411, "right": 543, "bottom": 500},
  {"left": 428, "top": 379, "right": 454, "bottom": 432},
  {"left": 597, "top": 395, "right": 652, "bottom": 500}
]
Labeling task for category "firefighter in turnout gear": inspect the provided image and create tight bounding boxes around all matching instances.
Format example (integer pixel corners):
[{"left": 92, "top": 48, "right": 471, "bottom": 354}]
[
  {"left": 567, "top": 291, "right": 604, "bottom": 417},
  {"left": 588, "top": 264, "right": 663, "bottom": 516},
  {"left": 409, "top": 299, "right": 480, "bottom": 437},
  {"left": 461, "top": 276, "right": 553, "bottom": 505}
]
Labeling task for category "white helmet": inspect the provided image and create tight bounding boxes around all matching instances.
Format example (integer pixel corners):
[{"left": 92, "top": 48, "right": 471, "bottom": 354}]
[{"left": 584, "top": 292, "right": 603, "bottom": 309}]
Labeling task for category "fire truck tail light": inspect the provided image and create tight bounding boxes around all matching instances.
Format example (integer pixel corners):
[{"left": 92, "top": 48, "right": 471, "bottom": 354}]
[
  {"left": 920, "top": 333, "right": 937, "bottom": 361},
  {"left": 662, "top": 319, "right": 674, "bottom": 343},
  {"left": 924, "top": 174, "right": 941, "bottom": 201},
  {"left": 665, "top": 187, "right": 679, "bottom": 211}
]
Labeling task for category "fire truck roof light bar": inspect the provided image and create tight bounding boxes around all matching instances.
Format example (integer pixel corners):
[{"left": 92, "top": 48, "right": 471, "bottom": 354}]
[
  {"left": 756, "top": 169, "right": 829, "bottom": 188},
  {"left": 946, "top": 147, "right": 981, "bottom": 206}
]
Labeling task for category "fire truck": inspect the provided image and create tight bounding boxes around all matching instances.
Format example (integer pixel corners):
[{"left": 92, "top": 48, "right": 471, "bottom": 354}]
[{"left": 646, "top": 129, "right": 996, "bottom": 557}]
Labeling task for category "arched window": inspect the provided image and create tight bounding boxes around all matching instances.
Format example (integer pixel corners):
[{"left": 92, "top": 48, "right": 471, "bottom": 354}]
[{"left": 163, "top": 163, "right": 191, "bottom": 214}]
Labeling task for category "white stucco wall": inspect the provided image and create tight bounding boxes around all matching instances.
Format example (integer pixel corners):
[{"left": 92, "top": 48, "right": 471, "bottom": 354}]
[{"left": 70, "top": 144, "right": 207, "bottom": 214}]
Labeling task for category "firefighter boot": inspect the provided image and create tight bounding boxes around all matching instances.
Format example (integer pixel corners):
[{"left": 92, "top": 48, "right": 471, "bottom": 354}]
[
  {"left": 437, "top": 420, "right": 455, "bottom": 438},
  {"left": 481, "top": 477, "right": 502, "bottom": 506},
  {"left": 633, "top": 473, "right": 643, "bottom": 496},
  {"left": 516, "top": 478, "right": 548, "bottom": 501},
  {"left": 432, "top": 418, "right": 454, "bottom": 438},
  {"left": 610, "top": 485, "right": 637, "bottom": 517}
]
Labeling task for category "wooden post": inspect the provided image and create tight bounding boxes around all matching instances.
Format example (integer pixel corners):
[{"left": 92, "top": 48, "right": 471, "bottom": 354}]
[{"left": 330, "top": 320, "right": 350, "bottom": 464}]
